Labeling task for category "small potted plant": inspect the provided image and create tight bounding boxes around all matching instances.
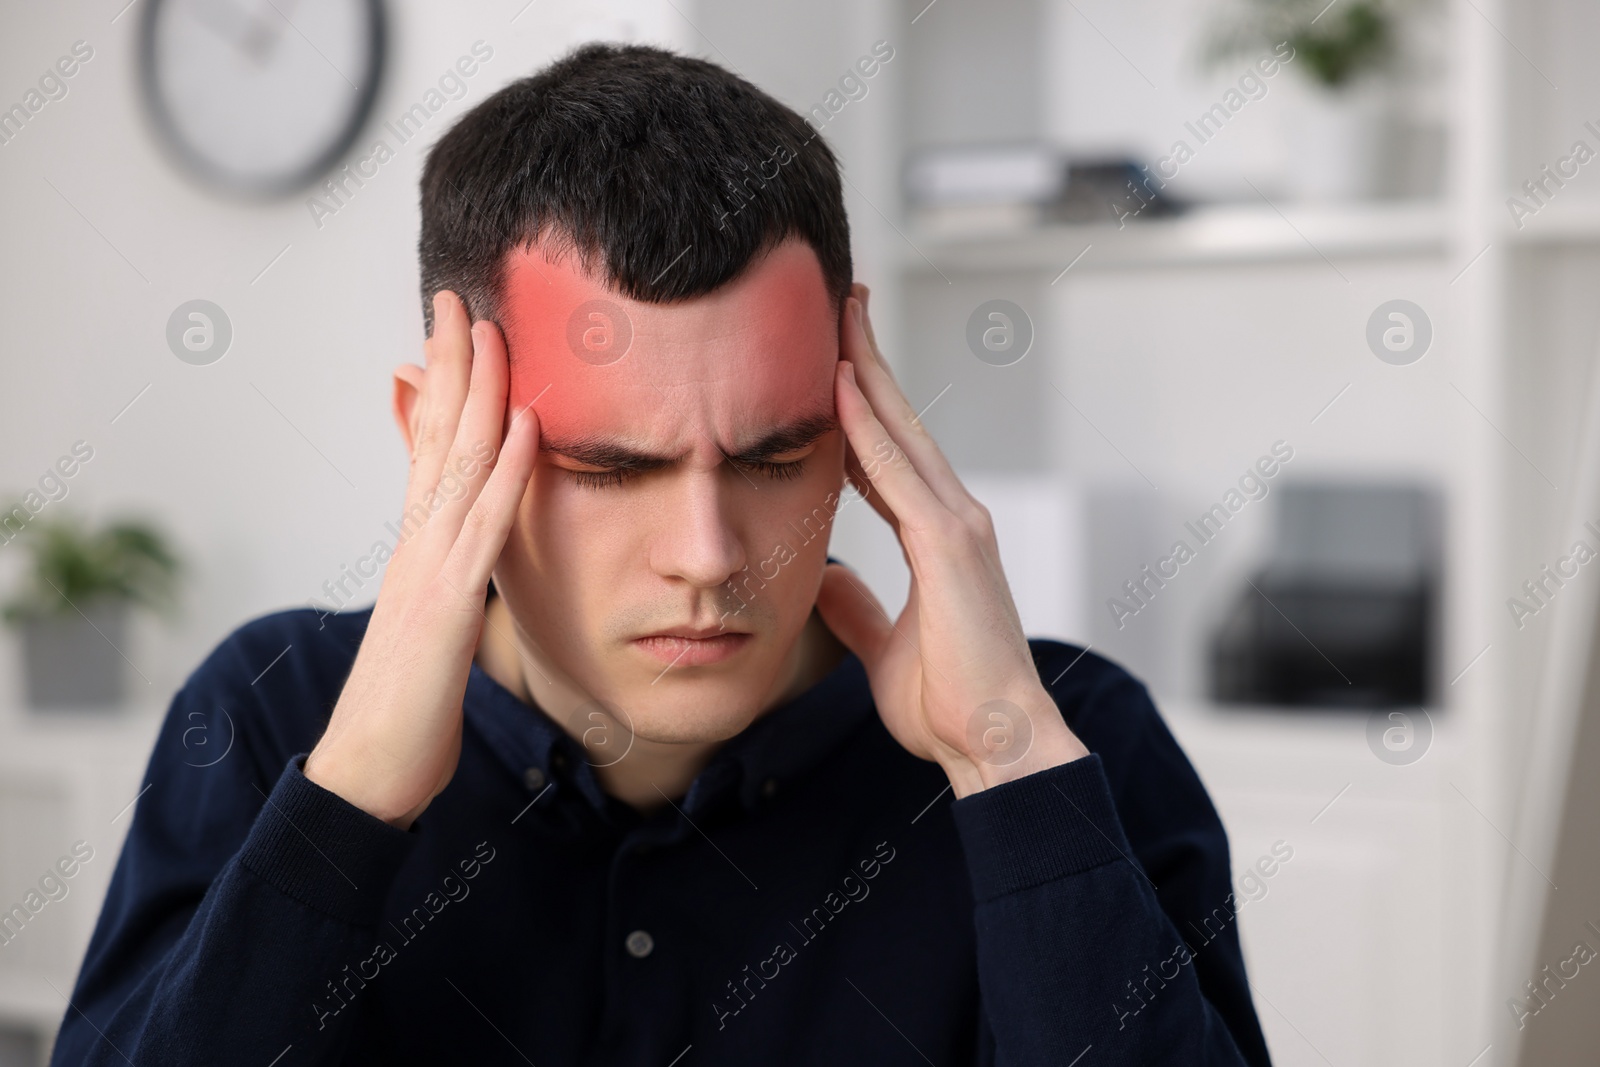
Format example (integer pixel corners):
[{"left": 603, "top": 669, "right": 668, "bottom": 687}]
[
  {"left": 2, "top": 510, "right": 181, "bottom": 709},
  {"left": 1206, "top": 0, "right": 1401, "bottom": 200}
]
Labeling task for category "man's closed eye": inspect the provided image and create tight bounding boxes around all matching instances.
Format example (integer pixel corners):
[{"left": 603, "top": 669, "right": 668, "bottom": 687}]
[{"left": 564, "top": 457, "right": 810, "bottom": 490}]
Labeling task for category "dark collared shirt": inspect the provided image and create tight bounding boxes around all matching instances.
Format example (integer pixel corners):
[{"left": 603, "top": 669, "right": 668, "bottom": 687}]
[{"left": 51, "top": 587, "right": 1270, "bottom": 1065}]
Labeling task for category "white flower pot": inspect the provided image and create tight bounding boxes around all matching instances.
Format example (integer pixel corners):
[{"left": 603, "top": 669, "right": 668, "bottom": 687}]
[{"left": 1287, "top": 78, "right": 1390, "bottom": 202}]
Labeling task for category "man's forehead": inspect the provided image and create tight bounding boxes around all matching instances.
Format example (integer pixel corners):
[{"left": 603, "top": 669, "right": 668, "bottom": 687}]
[
  {"left": 496, "top": 236, "right": 839, "bottom": 450},
  {"left": 497, "top": 236, "right": 834, "bottom": 349}
]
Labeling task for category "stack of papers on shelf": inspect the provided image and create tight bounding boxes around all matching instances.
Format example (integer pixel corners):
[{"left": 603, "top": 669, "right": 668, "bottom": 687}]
[
  {"left": 904, "top": 144, "right": 1183, "bottom": 235},
  {"left": 904, "top": 142, "right": 1066, "bottom": 235}
]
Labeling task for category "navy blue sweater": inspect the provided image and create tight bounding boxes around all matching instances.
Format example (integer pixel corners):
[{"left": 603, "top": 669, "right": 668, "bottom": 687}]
[{"left": 51, "top": 596, "right": 1270, "bottom": 1065}]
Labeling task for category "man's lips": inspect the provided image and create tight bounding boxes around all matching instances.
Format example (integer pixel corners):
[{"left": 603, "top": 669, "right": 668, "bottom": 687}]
[
  {"left": 641, "top": 625, "right": 745, "bottom": 640},
  {"left": 631, "top": 630, "right": 753, "bottom": 667}
]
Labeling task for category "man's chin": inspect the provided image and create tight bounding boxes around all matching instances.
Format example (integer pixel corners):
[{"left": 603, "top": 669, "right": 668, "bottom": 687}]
[
  {"left": 607, "top": 693, "right": 764, "bottom": 747},
  {"left": 587, "top": 659, "right": 784, "bottom": 744}
]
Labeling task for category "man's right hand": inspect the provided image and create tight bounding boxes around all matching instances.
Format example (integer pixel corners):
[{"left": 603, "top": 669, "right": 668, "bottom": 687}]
[{"left": 304, "top": 290, "right": 539, "bottom": 829}]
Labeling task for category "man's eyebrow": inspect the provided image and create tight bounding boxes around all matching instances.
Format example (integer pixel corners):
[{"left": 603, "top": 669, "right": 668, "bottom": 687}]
[{"left": 542, "top": 409, "right": 839, "bottom": 470}]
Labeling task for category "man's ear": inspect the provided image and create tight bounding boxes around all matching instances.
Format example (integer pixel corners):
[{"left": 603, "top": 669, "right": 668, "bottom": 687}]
[{"left": 392, "top": 363, "right": 426, "bottom": 460}]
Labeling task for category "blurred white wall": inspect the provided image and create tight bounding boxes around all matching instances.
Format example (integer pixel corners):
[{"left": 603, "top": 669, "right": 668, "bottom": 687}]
[{"left": 0, "top": 0, "right": 690, "bottom": 705}]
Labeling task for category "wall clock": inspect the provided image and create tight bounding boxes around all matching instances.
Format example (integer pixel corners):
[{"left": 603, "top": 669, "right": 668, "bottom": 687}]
[{"left": 137, "top": 0, "right": 387, "bottom": 198}]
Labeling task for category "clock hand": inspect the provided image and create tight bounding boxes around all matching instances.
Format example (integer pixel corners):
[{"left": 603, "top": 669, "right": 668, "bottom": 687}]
[
  {"left": 189, "top": 0, "right": 277, "bottom": 66},
  {"left": 252, "top": 0, "right": 305, "bottom": 63},
  {"left": 260, "top": 0, "right": 360, "bottom": 89}
]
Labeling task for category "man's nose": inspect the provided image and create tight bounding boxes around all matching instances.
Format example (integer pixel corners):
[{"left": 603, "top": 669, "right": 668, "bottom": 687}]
[{"left": 650, "top": 469, "right": 747, "bottom": 589}]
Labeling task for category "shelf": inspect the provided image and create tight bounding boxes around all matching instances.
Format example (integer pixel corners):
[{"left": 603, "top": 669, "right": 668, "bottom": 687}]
[
  {"left": 1157, "top": 697, "right": 1448, "bottom": 807},
  {"left": 898, "top": 199, "right": 1451, "bottom": 275},
  {"left": 1504, "top": 192, "right": 1600, "bottom": 244}
]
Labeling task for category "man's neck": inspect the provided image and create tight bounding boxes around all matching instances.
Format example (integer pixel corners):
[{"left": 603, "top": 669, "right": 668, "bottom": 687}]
[{"left": 474, "top": 592, "right": 847, "bottom": 813}]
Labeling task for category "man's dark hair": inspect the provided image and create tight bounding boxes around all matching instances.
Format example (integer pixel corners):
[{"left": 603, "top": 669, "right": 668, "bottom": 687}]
[{"left": 417, "top": 42, "right": 852, "bottom": 336}]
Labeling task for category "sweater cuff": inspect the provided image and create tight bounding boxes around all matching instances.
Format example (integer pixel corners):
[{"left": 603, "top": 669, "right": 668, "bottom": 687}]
[
  {"left": 237, "top": 752, "right": 418, "bottom": 926},
  {"left": 950, "top": 752, "right": 1138, "bottom": 904}
]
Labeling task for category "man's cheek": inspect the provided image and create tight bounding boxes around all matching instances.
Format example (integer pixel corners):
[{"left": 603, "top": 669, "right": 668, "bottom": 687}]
[
  {"left": 523, "top": 468, "right": 634, "bottom": 567},
  {"left": 760, "top": 447, "right": 849, "bottom": 584}
]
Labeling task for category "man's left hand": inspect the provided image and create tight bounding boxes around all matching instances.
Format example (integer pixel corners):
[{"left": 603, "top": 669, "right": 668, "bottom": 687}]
[{"left": 814, "top": 285, "right": 1090, "bottom": 799}]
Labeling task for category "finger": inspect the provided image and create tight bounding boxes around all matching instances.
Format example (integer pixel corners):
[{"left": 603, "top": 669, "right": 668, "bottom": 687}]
[
  {"left": 840, "top": 297, "right": 974, "bottom": 517},
  {"left": 409, "top": 291, "right": 475, "bottom": 502},
  {"left": 840, "top": 421, "right": 900, "bottom": 536},
  {"left": 849, "top": 282, "right": 897, "bottom": 387},
  {"left": 450, "top": 319, "right": 513, "bottom": 489},
  {"left": 412, "top": 317, "right": 514, "bottom": 552},
  {"left": 842, "top": 435, "right": 914, "bottom": 578},
  {"left": 836, "top": 359, "right": 949, "bottom": 542},
  {"left": 440, "top": 400, "right": 539, "bottom": 593}
]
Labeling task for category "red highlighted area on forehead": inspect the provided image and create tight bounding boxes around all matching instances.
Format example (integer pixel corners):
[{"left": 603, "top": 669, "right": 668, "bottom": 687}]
[{"left": 496, "top": 238, "right": 840, "bottom": 467}]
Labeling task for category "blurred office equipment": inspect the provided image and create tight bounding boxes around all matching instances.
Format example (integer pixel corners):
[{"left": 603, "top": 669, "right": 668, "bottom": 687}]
[
  {"left": 1054, "top": 159, "right": 1184, "bottom": 224},
  {"left": 1209, "top": 483, "right": 1441, "bottom": 708}
]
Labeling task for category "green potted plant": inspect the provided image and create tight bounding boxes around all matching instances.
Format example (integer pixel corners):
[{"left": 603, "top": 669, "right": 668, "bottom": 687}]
[
  {"left": 1, "top": 510, "right": 181, "bottom": 709},
  {"left": 1206, "top": 0, "right": 1403, "bottom": 200},
  {"left": 1208, "top": 0, "right": 1395, "bottom": 89}
]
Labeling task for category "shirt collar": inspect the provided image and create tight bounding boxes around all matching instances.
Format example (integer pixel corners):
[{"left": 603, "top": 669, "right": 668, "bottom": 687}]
[
  {"left": 461, "top": 558, "right": 876, "bottom": 824},
  {"left": 703, "top": 641, "right": 872, "bottom": 812}
]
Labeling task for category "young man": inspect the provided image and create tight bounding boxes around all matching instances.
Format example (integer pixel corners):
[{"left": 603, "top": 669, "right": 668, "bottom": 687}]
[{"left": 52, "top": 43, "right": 1271, "bottom": 1066}]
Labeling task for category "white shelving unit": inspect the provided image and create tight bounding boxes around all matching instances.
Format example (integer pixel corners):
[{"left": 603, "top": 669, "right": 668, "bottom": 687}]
[
  {"left": 780, "top": 0, "right": 1572, "bottom": 1063},
  {"left": 0, "top": 702, "right": 166, "bottom": 1064}
]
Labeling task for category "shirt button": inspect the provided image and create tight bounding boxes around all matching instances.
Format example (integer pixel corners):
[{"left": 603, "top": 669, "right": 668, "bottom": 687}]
[
  {"left": 761, "top": 778, "right": 778, "bottom": 800},
  {"left": 523, "top": 767, "right": 546, "bottom": 791},
  {"left": 624, "top": 930, "right": 655, "bottom": 958},
  {"left": 551, "top": 750, "right": 569, "bottom": 775}
]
